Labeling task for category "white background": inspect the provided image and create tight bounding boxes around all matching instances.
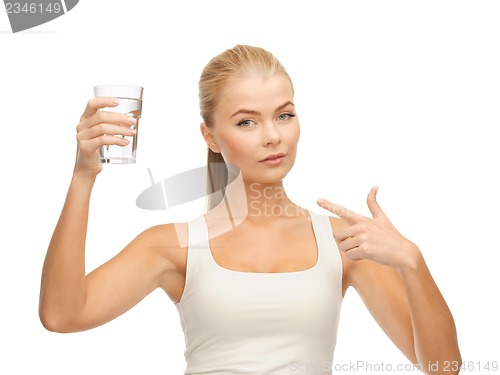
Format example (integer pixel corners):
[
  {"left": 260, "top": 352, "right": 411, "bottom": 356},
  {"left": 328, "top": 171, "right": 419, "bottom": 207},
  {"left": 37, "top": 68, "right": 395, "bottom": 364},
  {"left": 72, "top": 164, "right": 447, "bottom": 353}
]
[{"left": 1, "top": 1, "right": 499, "bottom": 374}]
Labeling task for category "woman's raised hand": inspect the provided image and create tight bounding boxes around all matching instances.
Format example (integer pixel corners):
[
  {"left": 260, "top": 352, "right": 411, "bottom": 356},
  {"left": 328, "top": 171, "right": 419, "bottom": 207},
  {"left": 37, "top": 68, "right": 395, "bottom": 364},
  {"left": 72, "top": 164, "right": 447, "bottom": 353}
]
[
  {"left": 317, "top": 187, "right": 420, "bottom": 270},
  {"left": 74, "top": 98, "right": 137, "bottom": 178}
]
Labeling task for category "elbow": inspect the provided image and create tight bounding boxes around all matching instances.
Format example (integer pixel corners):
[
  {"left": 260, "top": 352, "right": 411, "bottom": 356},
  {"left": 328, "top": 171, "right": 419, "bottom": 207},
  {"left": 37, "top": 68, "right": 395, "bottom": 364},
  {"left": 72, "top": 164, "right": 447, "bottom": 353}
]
[
  {"left": 451, "top": 351, "right": 463, "bottom": 375},
  {"left": 39, "top": 312, "right": 66, "bottom": 333},
  {"left": 444, "top": 341, "right": 463, "bottom": 375},
  {"left": 413, "top": 341, "right": 462, "bottom": 375},
  {"left": 39, "top": 307, "right": 77, "bottom": 333},
  {"left": 455, "top": 352, "right": 463, "bottom": 374},
  {"left": 420, "top": 352, "right": 463, "bottom": 375}
]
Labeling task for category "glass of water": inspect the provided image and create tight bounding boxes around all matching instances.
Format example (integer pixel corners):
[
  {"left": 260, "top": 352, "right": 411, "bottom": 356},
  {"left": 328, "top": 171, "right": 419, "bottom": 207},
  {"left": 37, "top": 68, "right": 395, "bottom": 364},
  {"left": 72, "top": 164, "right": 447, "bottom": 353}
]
[{"left": 94, "top": 85, "right": 143, "bottom": 164}]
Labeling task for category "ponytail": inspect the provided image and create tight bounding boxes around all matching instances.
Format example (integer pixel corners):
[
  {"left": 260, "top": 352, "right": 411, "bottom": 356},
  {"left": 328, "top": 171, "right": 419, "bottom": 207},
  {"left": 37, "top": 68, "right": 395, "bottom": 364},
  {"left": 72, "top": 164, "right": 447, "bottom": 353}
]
[{"left": 206, "top": 148, "right": 227, "bottom": 211}]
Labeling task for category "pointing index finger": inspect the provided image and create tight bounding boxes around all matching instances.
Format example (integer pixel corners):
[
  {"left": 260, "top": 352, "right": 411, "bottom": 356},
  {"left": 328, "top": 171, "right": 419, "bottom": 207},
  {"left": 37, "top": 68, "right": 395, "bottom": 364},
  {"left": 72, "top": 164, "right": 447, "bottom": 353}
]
[{"left": 317, "top": 198, "right": 360, "bottom": 224}]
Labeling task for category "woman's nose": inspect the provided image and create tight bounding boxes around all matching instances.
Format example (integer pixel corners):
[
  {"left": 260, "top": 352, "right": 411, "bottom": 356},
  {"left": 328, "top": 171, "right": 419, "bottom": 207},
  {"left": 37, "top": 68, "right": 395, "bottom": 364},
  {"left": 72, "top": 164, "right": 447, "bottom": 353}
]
[{"left": 262, "top": 122, "right": 281, "bottom": 146}]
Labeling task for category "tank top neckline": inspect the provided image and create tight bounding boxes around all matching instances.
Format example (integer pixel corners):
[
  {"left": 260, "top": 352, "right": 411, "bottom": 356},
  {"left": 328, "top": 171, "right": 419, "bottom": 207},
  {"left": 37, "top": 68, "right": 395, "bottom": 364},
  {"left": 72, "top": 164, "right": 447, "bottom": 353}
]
[{"left": 199, "top": 209, "right": 322, "bottom": 276}]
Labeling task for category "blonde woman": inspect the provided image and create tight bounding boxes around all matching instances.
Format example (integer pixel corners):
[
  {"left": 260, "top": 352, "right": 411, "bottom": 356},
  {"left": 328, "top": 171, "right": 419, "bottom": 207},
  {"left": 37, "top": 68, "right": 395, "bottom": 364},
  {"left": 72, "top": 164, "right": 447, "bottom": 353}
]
[{"left": 40, "top": 45, "right": 461, "bottom": 374}]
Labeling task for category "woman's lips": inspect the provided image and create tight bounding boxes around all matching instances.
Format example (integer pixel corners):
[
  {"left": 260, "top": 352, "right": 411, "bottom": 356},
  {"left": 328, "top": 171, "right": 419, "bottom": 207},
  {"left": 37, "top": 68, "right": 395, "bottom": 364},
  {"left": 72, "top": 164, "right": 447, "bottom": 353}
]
[{"left": 259, "top": 153, "right": 286, "bottom": 166}]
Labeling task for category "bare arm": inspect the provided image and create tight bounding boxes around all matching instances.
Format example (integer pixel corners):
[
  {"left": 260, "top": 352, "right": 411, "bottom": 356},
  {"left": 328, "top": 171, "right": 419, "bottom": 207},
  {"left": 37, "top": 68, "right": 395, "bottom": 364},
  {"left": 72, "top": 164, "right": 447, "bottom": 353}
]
[
  {"left": 39, "top": 176, "right": 177, "bottom": 332},
  {"left": 347, "top": 251, "right": 461, "bottom": 373},
  {"left": 319, "top": 188, "right": 461, "bottom": 374},
  {"left": 398, "top": 254, "right": 461, "bottom": 369},
  {"left": 39, "top": 173, "right": 95, "bottom": 331},
  {"left": 39, "top": 98, "right": 182, "bottom": 332}
]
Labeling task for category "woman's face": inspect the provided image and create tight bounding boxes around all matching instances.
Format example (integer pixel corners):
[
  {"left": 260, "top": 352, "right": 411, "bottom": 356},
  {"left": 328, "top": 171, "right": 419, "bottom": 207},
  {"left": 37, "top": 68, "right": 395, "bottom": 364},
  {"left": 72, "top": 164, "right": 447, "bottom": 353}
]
[{"left": 204, "top": 73, "right": 300, "bottom": 184}]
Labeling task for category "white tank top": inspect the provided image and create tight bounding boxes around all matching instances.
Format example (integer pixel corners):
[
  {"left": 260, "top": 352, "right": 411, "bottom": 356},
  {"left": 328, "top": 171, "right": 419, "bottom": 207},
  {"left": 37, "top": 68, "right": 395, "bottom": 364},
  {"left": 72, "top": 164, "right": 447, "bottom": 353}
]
[{"left": 175, "top": 210, "right": 343, "bottom": 374}]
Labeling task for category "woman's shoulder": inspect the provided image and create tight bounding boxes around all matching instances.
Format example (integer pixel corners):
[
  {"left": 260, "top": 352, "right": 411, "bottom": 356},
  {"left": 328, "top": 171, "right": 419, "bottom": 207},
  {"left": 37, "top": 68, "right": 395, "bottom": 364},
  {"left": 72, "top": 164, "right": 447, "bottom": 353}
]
[
  {"left": 312, "top": 212, "right": 348, "bottom": 231},
  {"left": 321, "top": 214, "right": 356, "bottom": 277},
  {"left": 133, "top": 222, "right": 189, "bottom": 272},
  {"left": 137, "top": 222, "right": 188, "bottom": 248},
  {"left": 129, "top": 222, "right": 189, "bottom": 302}
]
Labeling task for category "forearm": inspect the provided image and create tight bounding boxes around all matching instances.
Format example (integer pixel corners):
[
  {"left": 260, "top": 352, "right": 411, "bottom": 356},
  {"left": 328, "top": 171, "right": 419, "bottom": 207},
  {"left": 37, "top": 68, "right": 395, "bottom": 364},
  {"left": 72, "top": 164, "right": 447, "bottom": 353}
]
[
  {"left": 39, "top": 173, "right": 96, "bottom": 331},
  {"left": 399, "top": 247, "right": 461, "bottom": 373}
]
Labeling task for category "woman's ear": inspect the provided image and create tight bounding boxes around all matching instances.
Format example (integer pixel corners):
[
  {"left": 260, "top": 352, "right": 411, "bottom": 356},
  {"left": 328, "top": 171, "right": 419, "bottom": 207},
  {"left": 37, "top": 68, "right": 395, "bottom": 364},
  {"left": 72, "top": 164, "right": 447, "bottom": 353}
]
[{"left": 200, "top": 122, "right": 221, "bottom": 153}]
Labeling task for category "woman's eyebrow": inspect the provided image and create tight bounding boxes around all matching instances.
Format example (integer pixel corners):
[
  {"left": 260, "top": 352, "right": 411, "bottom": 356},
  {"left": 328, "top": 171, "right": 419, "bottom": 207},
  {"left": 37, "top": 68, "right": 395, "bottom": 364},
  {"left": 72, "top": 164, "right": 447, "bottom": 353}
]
[{"left": 230, "top": 101, "right": 295, "bottom": 118}]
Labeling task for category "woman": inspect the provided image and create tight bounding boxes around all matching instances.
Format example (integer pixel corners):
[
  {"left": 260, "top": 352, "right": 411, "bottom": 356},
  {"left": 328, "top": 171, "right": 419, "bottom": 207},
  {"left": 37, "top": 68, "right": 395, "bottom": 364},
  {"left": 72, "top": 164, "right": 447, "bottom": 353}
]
[{"left": 39, "top": 45, "right": 461, "bottom": 374}]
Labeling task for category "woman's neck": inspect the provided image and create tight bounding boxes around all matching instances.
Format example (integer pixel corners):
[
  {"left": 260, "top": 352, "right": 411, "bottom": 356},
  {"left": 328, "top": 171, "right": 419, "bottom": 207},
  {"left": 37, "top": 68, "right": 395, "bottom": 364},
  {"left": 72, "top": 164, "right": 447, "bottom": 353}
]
[
  {"left": 244, "top": 181, "right": 295, "bottom": 220},
  {"left": 210, "top": 173, "right": 301, "bottom": 226}
]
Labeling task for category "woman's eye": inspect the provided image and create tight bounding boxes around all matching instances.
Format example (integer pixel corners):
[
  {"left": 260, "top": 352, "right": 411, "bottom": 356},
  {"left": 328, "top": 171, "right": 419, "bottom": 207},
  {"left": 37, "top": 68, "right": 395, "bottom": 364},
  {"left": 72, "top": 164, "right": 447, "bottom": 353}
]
[
  {"left": 277, "top": 113, "right": 296, "bottom": 121},
  {"left": 237, "top": 119, "right": 254, "bottom": 127}
]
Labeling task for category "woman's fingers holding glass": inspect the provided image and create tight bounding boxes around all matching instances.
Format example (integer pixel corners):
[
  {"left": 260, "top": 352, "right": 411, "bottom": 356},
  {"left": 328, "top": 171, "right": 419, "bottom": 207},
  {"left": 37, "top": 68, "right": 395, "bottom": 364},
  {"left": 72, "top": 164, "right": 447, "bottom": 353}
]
[
  {"left": 81, "top": 97, "right": 119, "bottom": 119},
  {"left": 78, "top": 134, "right": 130, "bottom": 156},
  {"left": 77, "top": 121, "right": 136, "bottom": 143},
  {"left": 79, "top": 110, "right": 136, "bottom": 132}
]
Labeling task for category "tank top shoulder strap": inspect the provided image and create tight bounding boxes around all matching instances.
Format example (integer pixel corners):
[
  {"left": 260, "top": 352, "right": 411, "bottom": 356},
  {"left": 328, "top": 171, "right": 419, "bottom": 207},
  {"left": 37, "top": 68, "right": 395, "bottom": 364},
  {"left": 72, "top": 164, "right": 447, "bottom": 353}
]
[
  {"left": 308, "top": 210, "right": 334, "bottom": 247},
  {"left": 184, "top": 214, "right": 212, "bottom": 274},
  {"left": 308, "top": 210, "right": 343, "bottom": 287},
  {"left": 187, "top": 214, "right": 209, "bottom": 248}
]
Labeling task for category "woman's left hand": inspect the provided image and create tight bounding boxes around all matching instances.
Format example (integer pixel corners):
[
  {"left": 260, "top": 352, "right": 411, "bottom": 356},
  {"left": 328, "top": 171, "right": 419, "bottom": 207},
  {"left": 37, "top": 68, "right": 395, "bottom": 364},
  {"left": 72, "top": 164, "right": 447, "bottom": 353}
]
[{"left": 317, "top": 187, "right": 420, "bottom": 270}]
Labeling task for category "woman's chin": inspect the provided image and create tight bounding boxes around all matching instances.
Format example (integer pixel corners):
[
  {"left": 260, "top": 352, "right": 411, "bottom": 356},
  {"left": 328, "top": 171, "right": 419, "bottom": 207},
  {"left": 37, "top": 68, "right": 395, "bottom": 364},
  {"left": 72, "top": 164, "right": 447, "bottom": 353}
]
[{"left": 242, "top": 168, "right": 292, "bottom": 185}]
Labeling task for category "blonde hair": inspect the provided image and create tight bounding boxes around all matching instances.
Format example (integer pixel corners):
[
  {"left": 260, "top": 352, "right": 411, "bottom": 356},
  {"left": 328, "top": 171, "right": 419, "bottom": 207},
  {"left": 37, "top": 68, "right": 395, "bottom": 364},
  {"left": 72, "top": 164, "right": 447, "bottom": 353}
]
[{"left": 199, "top": 45, "right": 293, "bottom": 210}]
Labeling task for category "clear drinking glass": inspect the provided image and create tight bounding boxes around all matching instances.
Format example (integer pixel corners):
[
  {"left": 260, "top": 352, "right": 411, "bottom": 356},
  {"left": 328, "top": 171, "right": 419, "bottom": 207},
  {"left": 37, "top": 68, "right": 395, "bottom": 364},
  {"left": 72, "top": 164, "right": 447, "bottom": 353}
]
[{"left": 94, "top": 85, "right": 143, "bottom": 164}]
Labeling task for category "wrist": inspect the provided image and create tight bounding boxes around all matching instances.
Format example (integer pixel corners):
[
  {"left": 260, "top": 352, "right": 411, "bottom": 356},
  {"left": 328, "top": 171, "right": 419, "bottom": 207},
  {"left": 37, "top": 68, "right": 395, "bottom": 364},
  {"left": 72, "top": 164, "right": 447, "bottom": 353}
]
[
  {"left": 71, "top": 171, "right": 97, "bottom": 187},
  {"left": 397, "top": 241, "right": 423, "bottom": 274}
]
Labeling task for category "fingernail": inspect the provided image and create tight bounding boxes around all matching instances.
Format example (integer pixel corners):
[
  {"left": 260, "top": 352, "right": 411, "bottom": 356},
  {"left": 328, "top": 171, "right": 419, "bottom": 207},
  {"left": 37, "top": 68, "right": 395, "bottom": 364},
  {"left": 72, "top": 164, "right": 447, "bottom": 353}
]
[
  {"left": 113, "top": 98, "right": 120, "bottom": 105},
  {"left": 317, "top": 198, "right": 325, "bottom": 205}
]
